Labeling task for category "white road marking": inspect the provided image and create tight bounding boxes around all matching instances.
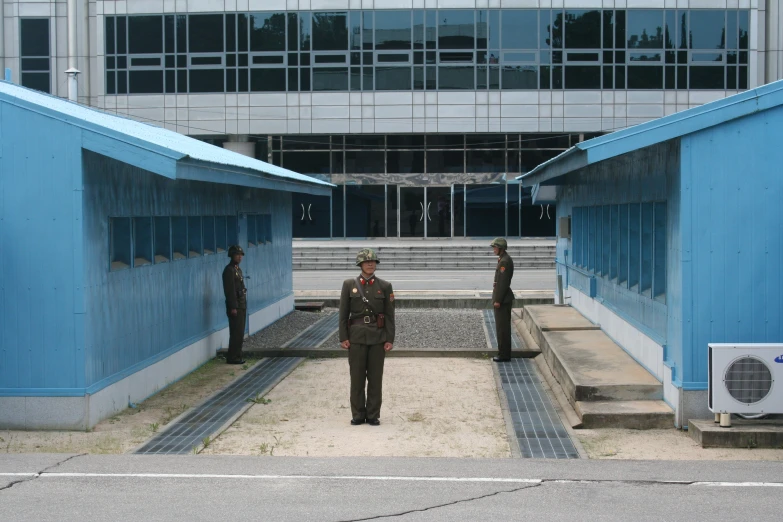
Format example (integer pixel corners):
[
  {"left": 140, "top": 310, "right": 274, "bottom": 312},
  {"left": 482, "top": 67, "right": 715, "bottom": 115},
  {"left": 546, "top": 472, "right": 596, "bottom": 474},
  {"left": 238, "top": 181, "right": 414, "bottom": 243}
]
[{"left": 1, "top": 472, "right": 781, "bottom": 487}]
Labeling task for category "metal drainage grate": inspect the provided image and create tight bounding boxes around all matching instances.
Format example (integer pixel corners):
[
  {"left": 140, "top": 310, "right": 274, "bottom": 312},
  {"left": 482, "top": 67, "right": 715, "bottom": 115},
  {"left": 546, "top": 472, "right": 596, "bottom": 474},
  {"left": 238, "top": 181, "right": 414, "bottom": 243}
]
[
  {"left": 135, "top": 357, "right": 302, "bottom": 455},
  {"left": 498, "top": 359, "right": 580, "bottom": 459},
  {"left": 482, "top": 309, "right": 522, "bottom": 352},
  {"left": 282, "top": 313, "right": 339, "bottom": 349}
]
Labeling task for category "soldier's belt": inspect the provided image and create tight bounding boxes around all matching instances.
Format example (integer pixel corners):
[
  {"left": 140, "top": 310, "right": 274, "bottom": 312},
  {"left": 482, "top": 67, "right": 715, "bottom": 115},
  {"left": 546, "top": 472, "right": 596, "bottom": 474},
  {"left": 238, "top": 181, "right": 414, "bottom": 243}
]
[{"left": 349, "top": 315, "right": 377, "bottom": 326}]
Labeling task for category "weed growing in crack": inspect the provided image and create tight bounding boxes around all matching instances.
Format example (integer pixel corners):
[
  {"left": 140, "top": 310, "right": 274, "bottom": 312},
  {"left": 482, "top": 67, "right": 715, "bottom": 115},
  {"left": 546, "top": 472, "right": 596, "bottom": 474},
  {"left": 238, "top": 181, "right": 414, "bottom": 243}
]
[{"left": 246, "top": 394, "right": 272, "bottom": 405}]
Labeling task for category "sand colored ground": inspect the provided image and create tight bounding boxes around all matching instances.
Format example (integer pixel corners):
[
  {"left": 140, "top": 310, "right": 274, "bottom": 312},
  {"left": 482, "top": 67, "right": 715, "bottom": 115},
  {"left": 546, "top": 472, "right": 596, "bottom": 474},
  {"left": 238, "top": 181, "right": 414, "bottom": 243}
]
[
  {"left": 0, "top": 358, "right": 260, "bottom": 454},
  {"left": 203, "top": 358, "right": 511, "bottom": 458},
  {"left": 577, "top": 428, "right": 783, "bottom": 460}
]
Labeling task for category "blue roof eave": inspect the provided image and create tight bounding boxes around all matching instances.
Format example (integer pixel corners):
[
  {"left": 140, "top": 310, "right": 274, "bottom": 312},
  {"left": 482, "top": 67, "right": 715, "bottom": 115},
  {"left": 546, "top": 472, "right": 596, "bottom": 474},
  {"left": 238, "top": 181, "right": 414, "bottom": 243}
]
[
  {"left": 177, "top": 159, "right": 335, "bottom": 196},
  {"left": 517, "top": 80, "right": 783, "bottom": 187}
]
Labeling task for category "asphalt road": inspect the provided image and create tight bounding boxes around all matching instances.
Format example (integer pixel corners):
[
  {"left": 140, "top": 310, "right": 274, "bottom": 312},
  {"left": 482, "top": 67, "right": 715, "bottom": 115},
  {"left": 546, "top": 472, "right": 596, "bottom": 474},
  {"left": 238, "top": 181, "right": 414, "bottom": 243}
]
[
  {"left": 295, "top": 269, "right": 555, "bottom": 292},
  {"left": 2, "top": 454, "right": 782, "bottom": 521}
]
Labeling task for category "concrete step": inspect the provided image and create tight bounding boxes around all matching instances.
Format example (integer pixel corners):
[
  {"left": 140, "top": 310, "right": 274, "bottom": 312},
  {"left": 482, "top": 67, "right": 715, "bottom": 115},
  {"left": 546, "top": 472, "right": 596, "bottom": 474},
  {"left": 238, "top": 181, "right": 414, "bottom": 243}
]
[
  {"left": 575, "top": 400, "right": 674, "bottom": 429},
  {"left": 537, "top": 328, "right": 663, "bottom": 402}
]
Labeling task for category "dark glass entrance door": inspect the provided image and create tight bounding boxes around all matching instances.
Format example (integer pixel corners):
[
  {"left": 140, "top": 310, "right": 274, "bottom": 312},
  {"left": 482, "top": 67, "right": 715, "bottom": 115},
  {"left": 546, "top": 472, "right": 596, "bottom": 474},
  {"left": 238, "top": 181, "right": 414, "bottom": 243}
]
[
  {"left": 426, "top": 186, "right": 451, "bottom": 238},
  {"left": 400, "top": 187, "right": 424, "bottom": 237},
  {"left": 292, "top": 193, "right": 331, "bottom": 238}
]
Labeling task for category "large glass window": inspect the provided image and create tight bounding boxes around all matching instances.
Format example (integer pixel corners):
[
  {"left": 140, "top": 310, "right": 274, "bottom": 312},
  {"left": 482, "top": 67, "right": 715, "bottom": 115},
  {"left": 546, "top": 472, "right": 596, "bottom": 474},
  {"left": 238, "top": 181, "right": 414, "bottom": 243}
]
[
  {"left": 466, "top": 184, "right": 505, "bottom": 236},
  {"left": 439, "top": 11, "right": 474, "bottom": 49},
  {"left": 250, "top": 12, "right": 286, "bottom": 51},
  {"left": 346, "top": 185, "right": 386, "bottom": 237},
  {"left": 20, "top": 19, "right": 51, "bottom": 93},
  {"left": 107, "top": 9, "right": 748, "bottom": 93},
  {"left": 313, "top": 12, "right": 348, "bottom": 51},
  {"left": 502, "top": 11, "right": 537, "bottom": 49}
]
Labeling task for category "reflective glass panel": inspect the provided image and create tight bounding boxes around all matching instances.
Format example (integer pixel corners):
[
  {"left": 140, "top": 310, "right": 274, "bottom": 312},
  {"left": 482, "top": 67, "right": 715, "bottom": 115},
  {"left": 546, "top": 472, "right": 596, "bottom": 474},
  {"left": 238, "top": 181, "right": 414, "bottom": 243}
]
[
  {"left": 501, "top": 10, "right": 537, "bottom": 49},
  {"left": 387, "top": 151, "right": 424, "bottom": 173},
  {"left": 313, "top": 67, "right": 349, "bottom": 90},
  {"left": 467, "top": 185, "right": 505, "bottom": 237},
  {"left": 565, "top": 10, "right": 601, "bottom": 49},
  {"left": 128, "top": 16, "right": 163, "bottom": 54},
  {"left": 313, "top": 12, "right": 348, "bottom": 50},
  {"left": 189, "top": 15, "right": 224, "bottom": 52},
  {"left": 376, "top": 66, "right": 412, "bottom": 90},
  {"left": 690, "top": 10, "right": 725, "bottom": 49},
  {"left": 502, "top": 66, "right": 537, "bottom": 89},
  {"left": 438, "top": 10, "right": 474, "bottom": 49},
  {"left": 346, "top": 185, "right": 386, "bottom": 237},
  {"left": 345, "top": 151, "right": 385, "bottom": 173},
  {"left": 626, "top": 10, "right": 664, "bottom": 49},
  {"left": 375, "top": 11, "right": 412, "bottom": 49},
  {"left": 250, "top": 12, "right": 286, "bottom": 51},
  {"left": 438, "top": 66, "right": 474, "bottom": 89}
]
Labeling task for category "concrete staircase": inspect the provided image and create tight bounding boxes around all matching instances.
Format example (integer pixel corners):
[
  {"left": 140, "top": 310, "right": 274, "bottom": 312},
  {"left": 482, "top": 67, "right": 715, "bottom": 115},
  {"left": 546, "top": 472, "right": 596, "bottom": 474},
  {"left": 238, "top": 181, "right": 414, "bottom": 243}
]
[
  {"left": 519, "top": 305, "right": 674, "bottom": 429},
  {"left": 293, "top": 244, "right": 556, "bottom": 271}
]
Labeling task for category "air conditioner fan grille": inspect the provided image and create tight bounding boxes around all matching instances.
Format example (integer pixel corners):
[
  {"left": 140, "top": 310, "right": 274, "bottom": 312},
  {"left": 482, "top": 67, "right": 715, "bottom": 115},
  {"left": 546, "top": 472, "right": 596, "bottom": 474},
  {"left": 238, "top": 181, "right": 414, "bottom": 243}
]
[{"left": 724, "top": 357, "right": 773, "bottom": 405}]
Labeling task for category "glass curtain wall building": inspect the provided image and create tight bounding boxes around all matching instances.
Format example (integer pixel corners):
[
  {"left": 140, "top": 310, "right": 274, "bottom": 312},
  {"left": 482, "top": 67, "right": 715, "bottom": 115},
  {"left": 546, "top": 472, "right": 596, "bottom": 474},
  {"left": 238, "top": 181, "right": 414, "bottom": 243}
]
[
  {"left": 104, "top": 9, "right": 750, "bottom": 95},
  {"left": 6, "top": 1, "right": 774, "bottom": 239}
]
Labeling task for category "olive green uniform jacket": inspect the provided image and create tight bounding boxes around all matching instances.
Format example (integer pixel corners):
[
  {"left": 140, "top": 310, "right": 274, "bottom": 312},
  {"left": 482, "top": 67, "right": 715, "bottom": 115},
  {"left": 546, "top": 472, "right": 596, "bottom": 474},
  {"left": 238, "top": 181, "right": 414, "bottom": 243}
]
[
  {"left": 492, "top": 252, "right": 515, "bottom": 304},
  {"left": 338, "top": 276, "right": 396, "bottom": 346}
]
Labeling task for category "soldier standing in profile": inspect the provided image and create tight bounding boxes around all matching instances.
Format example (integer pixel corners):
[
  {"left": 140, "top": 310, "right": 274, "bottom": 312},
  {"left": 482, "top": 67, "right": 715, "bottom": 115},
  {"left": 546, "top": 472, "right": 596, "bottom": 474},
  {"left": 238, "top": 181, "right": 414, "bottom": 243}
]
[
  {"left": 338, "top": 249, "right": 396, "bottom": 426},
  {"left": 491, "top": 238, "right": 515, "bottom": 362},
  {"left": 222, "top": 245, "right": 247, "bottom": 364}
]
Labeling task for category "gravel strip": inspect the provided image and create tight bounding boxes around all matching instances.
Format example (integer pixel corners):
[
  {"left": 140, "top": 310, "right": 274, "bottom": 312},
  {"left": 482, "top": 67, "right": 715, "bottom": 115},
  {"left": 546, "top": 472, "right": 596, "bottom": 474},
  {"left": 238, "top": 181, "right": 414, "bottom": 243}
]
[
  {"left": 244, "top": 309, "right": 335, "bottom": 350},
  {"left": 323, "top": 309, "right": 487, "bottom": 350}
]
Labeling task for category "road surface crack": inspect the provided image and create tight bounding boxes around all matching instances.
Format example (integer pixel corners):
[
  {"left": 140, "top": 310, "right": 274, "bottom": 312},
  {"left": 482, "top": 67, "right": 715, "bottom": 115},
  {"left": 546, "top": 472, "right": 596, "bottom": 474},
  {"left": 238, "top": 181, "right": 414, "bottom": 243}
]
[
  {"left": 337, "top": 483, "right": 542, "bottom": 521},
  {"left": 0, "top": 453, "right": 87, "bottom": 494}
]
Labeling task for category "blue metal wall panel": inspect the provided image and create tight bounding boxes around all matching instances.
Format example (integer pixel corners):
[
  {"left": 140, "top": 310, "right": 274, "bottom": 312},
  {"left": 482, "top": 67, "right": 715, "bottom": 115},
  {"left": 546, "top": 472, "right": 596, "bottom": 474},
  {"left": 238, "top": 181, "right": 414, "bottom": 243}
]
[
  {"left": 0, "top": 104, "right": 84, "bottom": 391},
  {"left": 81, "top": 152, "right": 292, "bottom": 390},
  {"left": 680, "top": 105, "right": 783, "bottom": 387},
  {"left": 556, "top": 141, "right": 679, "bottom": 344}
]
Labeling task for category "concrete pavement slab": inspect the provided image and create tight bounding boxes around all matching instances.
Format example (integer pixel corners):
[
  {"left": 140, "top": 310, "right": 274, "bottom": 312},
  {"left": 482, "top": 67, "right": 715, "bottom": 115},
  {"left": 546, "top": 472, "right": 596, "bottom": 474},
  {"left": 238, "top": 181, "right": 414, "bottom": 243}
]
[{"left": 10, "top": 454, "right": 783, "bottom": 484}]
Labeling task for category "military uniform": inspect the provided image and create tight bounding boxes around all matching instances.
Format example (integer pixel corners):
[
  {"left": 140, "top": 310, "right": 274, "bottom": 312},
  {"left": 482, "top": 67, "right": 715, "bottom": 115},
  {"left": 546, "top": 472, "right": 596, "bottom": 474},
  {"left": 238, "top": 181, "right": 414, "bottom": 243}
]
[
  {"left": 222, "top": 246, "right": 247, "bottom": 364},
  {"left": 491, "top": 238, "right": 515, "bottom": 361},
  {"left": 338, "top": 249, "right": 396, "bottom": 424}
]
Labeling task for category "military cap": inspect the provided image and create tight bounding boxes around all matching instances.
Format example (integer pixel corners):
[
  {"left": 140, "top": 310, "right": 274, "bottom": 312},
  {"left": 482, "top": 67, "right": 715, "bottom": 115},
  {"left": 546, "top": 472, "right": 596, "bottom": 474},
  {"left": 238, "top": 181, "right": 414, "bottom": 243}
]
[{"left": 228, "top": 245, "right": 245, "bottom": 257}]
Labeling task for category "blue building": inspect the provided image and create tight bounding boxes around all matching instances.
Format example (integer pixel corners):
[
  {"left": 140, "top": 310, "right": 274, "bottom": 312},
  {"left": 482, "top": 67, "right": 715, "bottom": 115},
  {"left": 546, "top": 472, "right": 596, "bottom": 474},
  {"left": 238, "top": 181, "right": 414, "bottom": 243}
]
[
  {"left": 0, "top": 82, "right": 331, "bottom": 430},
  {"left": 520, "top": 80, "right": 783, "bottom": 427}
]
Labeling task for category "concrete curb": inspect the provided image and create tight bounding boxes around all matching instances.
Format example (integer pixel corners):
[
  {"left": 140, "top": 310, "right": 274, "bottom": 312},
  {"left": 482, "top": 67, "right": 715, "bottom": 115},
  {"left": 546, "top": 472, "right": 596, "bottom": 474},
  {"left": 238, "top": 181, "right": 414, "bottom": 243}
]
[
  {"left": 228, "top": 349, "right": 535, "bottom": 359},
  {"left": 295, "top": 296, "right": 555, "bottom": 309}
]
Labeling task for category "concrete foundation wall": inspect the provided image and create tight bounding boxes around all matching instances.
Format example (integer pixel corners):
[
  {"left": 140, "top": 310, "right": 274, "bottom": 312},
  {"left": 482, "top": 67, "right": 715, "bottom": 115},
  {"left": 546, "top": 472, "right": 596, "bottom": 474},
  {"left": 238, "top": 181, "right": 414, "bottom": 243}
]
[{"left": 0, "top": 293, "right": 293, "bottom": 430}]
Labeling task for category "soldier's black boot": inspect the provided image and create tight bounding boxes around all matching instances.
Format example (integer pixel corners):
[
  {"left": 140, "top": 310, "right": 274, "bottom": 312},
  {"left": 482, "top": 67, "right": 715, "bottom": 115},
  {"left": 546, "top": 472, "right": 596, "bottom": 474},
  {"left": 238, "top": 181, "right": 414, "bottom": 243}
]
[
  {"left": 492, "top": 357, "right": 510, "bottom": 363},
  {"left": 350, "top": 418, "right": 366, "bottom": 425},
  {"left": 367, "top": 418, "right": 380, "bottom": 426}
]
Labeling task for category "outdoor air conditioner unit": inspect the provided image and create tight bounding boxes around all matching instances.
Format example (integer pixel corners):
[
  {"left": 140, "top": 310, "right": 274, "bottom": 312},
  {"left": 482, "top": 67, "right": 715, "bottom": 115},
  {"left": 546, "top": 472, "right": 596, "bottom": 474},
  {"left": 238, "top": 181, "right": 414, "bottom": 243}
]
[{"left": 708, "top": 344, "right": 783, "bottom": 419}]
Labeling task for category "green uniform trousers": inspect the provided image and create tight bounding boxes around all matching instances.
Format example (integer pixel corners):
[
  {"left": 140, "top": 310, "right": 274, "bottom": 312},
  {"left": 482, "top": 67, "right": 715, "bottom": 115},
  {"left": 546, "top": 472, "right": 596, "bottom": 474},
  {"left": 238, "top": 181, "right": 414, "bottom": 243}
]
[
  {"left": 348, "top": 343, "right": 386, "bottom": 420},
  {"left": 227, "top": 310, "right": 246, "bottom": 362},
  {"left": 494, "top": 303, "right": 513, "bottom": 359}
]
